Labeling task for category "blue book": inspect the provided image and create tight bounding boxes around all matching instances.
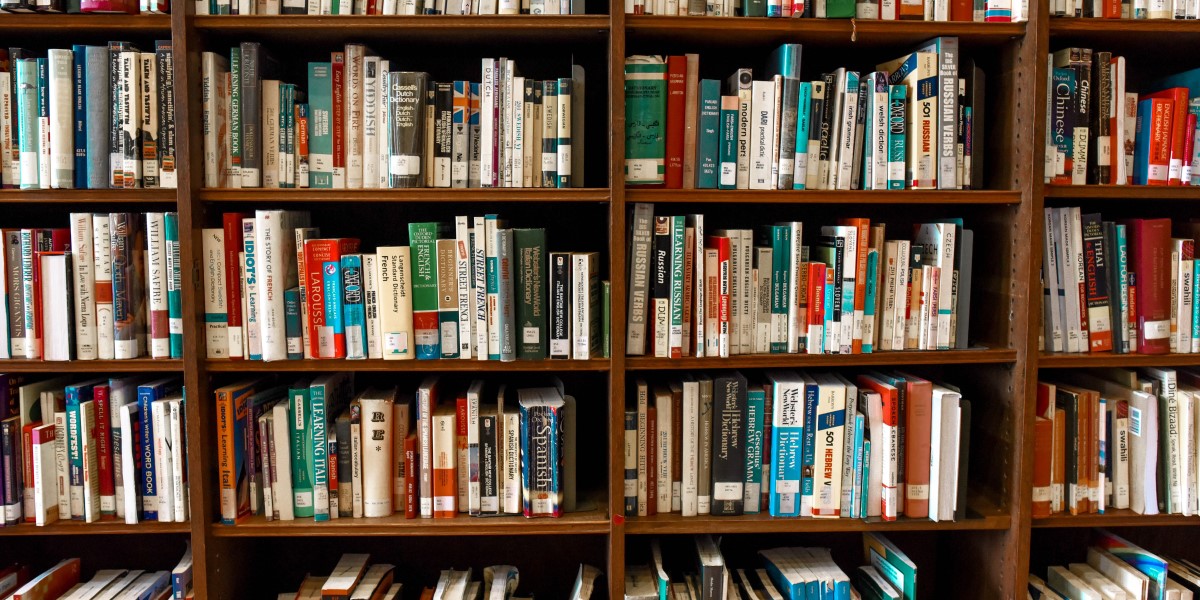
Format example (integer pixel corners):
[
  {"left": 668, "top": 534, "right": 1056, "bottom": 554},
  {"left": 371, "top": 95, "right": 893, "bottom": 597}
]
[
  {"left": 1134, "top": 98, "right": 1154, "bottom": 185},
  {"left": 767, "top": 44, "right": 803, "bottom": 79},
  {"left": 83, "top": 46, "right": 110, "bottom": 190},
  {"left": 744, "top": 386, "right": 764, "bottom": 514},
  {"left": 862, "top": 250, "right": 879, "bottom": 353},
  {"left": 137, "top": 378, "right": 180, "bottom": 522},
  {"left": 888, "top": 85, "right": 907, "bottom": 190},
  {"left": 165, "top": 213, "right": 184, "bottom": 358},
  {"left": 718, "top": 94, "right": 737, "bottom": 190},
  {"left": 793, "top": 82, "right": 812, "bottom": 190},
  {"left": 696, "top": 79, "right": 721, "bottom": 189},
  {"left": 339, "top": 254, "right": 367, "bottom": 360},
  {"left": 850, "top": 413, "right": 865, "bottom": 518},
  {"left": 800, "top": 379, "right": 819, "bottom": 516},
  {"left": 71, "top": 45, "right": 87, "bottom": 189},
  {"left": 768, "top": 372, "right": 803, "bottom": 517},
  {"left": 761, "top": 550, "right": 807, "bottom": 600},
  {"left": 322, "top": 253, "right": 346, "bottom": 356},
  {"left": 1116, "top": 224, "right": 1130, "bottom": 353},
  {"left": 65, "top": 379, "right": 104, "bottom": 520},
  {"left": 861, "top": 439, "right": 871, "bottom": 519},
  {"left": 307, "top": 63, "right": 334, "bottom": 189},
  {"left": 284, "top": 287, "right": 302, "bottom": 360},
  {"left": 518, "top": 389, "right": 566, "bottom": 517}
]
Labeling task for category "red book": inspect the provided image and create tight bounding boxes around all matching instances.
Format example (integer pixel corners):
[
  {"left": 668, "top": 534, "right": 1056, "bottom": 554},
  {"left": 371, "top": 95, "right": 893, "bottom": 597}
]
[
  {"left": 705, "top": 236, "right": 731, "bottom": 357},
  {"left": 951, "top": 0, "right": 972, "bottom": 20},
  {"left": 858, "top": 374, "right": 899, "bottom": 520},
  {"left": 790, "top": 0, "right": 803, "bottom": 16},
  {"left": 222, "top": 212, "right": 247, "bottom": 360},
  {"left": 1032, "top": 416, "right": 1053, "bottom": 518},
  {"left": 1185, "top": 113, "right": 1197, "bottom": 185},
  {"left": 896, "top": 372, "right": 932, "bottom": 520},
  {"left": 404, "top": 433, "right": 417, "bottom": 519},
  {"left": 20, "top": 421, "right": 39, "bottom": 522},
  {"left": 455, "top": 394, "right": 468, "bottom": 514},
  {"left": 80, "top": 0, "right": 137, "bottom": 12},
  {"left": 331, "top": 52, "right": 347, "bottom": 188},
  {"left": 328, "top": 430, "right": 338, "bottom": 516},
  {"left": 646, "top": 405, "right": 657, "bottom": 517},
  {"left": 807, "top": 262, "right": 826, "bottom": 353},
  {"left": 1126, "top": 218, "right": 1172, "bottom": 354},
  {"left": 10, "top": 558, "right": 80, "bottom": 600},
  {"left": 93, "top": 384, "right": 115, "bottom": 517},
  {"left": 665, "top": 56, "right": 686, "bottom": 190},
  {"left": 0, "top": 563, "right": 31, "bottom": 597},
  {"left": 1144, "top": 88, "right": 1188, "bottom": 185},
  {"left": 303, "top": 238, "right": 361, "bottom": 359}
]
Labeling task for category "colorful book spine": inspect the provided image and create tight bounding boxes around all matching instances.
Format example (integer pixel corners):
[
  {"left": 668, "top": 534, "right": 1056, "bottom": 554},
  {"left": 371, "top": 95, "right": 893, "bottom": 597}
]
[
  {"left": 408, "top": 222, "right": 443, "bottom": 360},
  {"left": 109, "top": 213, "right": 141, "bottom": 360},
  {"left": 290, "top": 384, "right": 313, "bottom": 518},
  {"left": 744, "top": 386, "right": 764, "bottom": 514},
  {"left": 164, "top": 213, "right": 183, "bottom": 358},
  {"left": 307, "top": 63, "right": 333, "bottom": 188},
  {"left": 340, "top": 254, "right": 368, "bottom": 360},
  {"left": 696, "top": 79, "right": 720, "bottom": 189}
]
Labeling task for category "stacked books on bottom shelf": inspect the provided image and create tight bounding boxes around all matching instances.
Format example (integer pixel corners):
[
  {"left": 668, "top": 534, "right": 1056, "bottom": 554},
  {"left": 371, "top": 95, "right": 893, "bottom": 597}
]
[
  {"left": 204, "top": 210, "right": 608, "bottom": 362},
  {"left": 0, "top": 545, "right": 192, "bottom": 600},
  {"left": 626, "top": 370, "right": 971, "bottom": 522},
  {"left": 1034, "top": 367, "right": 1200, "bottom": 518},
  {"left": 281, "top": 553, "right": 601, "bottom": 600},
  {"left": 1, "top": 375, "right": 186, "bottom": 526},
  {"left": 626, "top": 205, "right": 974, "bottom": 359},
  {"left": 1030, "top": 530, "right": 1200, "bottom": 600},
  {"left": 626, "top": 533, "right": 916, "bottom": 600},
  {"left": 0, "top": 212, "right": 183, "bottom": 361},
  {"left": 216, "top": 374, "right": 580, "bottom": 523}
]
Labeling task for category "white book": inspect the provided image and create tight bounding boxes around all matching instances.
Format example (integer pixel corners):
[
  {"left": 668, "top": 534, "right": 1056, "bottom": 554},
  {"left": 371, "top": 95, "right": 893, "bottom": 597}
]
[
  {"left": 472, "top": 217, "right": 488, "bottom": 360},
  {"left": 915, "top": 222, "right": 956, "bottom": 350},
  {"left": 480, "top": 60, "right": 496, "bottom": 186},
  {"left": 1181, "top": 390, "right": 1195, "bottom": 516},
  {"left": 242, "top": 218, "right": 260, "bottom": 359},
  {"left": 375, "top": 246, "right": 414, "bottom": 360},
  {"left": 31, "top": 424, "right": 58, "bottom": 526},
  {"left": 262, "top": 80, "right": 280, "bottom": 188},
  {"left": 502, "top": 409, "right": 521, "bottom": 514},
  {"left": 169, "top": 399, "right": 187, "bottom": 522},
  {"left": 1043, "top": 208, "right": 1065, "bottom": 353},
  {"left": 511, "top": 77, "right": 525, "bottom": 188},
  {"left": 68, "top": 214, "right": 97, "bottom": 360},
  {"left": 201, "top": 53, "right": 228, "bottom": 188},
  {"left": 145, "top": 213, "right": 170, "bottom": 359},
  {"left": 271, "top": 401, "right": 294, "bottom": 521},
  {"left": 47, "top": 49, "right": 74, "bottom": 189},
  {"left": 119, "top": 52, "right": 142, "bottom": 188},
  {"left": 811, "top": 373, "right": 846, "bottom": 518},
  {"left": 360, "top": 391, "right": 395, "bottom": 518},
  {"left": 681, "top": 379, "right": 699, "bottom": 517},
  {"left": 1088, "top": 547, "right": 1150, "bottom": 600},
  {"left": 0, "top": 72, "right": 11, "bottom": 191},
  {"left": 866, "top": 73, "right": 889, "bottom": 191},
  {"left": 120, "top": 403, "right": 141, "bottom": 524},
  {"left": 1048, "top": 566, "right": 1102, "bottom": 600},
  {"left": 930, "top": 385, "right": 962, "bottom": 522},
  {"left": 689, "top": 214, "right": 705, "bottom": 358},
  {"left": 749, "top": 80, "right": 776, "bottom": 191},
  {"left": 40, "top": 253, "right": 72, "bottom": 362},
  {"left": 1145, "top": 367, "right": 1182, "bottom": 513},
  {"left": 572, "top": 252, "right": 599, "bottom": 359},
  {"left": 151, "top": 399, "right": 174, "bottom": 522},
  {"left": 879, "top": 241, "right": 898, "bottom": 351},
  {"left": 1176, "top": 240, "right": 1194, "bottom": 354},
  {"left": 346, "top": 45, "right": 366, "bottom": 189},
  {"left": 363, "top": 57, "right": 380, "bottom": 189},
  {"left": 834, "top": 73, "right": 860, "bottom": 191},
  {"left": 256, "top": 210, "right": 307, "bottom": 362},
  {"left": 1114, "top": 400, "right": 1131, "bottom": 510},
  {"left": 362, "top": 253, "right": 382, "bottom": 359},
  {"left": 655, "top": 386, "right": 672, "bottom": 514},
  {"left": 91, "top": 215, "right": 114, "bottom": 360},
  {"left": 140, "top": 53, "right": 159, "bottom": 188},
  {"left": 202, "top": 228, "right": 229, "bottom": 358},
  {"left": 454, "top": 217, "right": 473, "bottom": 359}
]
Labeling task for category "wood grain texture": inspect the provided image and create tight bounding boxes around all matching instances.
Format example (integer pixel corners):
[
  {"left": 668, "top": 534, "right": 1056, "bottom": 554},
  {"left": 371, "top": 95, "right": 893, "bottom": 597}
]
[
  {"left": 0, "top": 359, "right": 183, "bottom": 372},
  {"left": 1039, "top": 352, "right": 1200, "bottom": 368},
  {"left": 0, "top": 521, "right": 190, "bottom": 536},
  {"left": 626, "top": 189, "right": 1023, "bottom": 204},
  {"left": 197, "top": 187, "right": 611, "bottom": 202},
  {"left": 1032, "top": 510, "right": 1200, "bottom": 528}
]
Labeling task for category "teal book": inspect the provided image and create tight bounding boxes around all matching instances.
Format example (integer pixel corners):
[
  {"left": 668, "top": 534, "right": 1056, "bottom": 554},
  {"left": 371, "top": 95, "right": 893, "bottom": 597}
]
[
  {"left": 15, "top": 59, "right": 38, "bottom": 190},
  {"left": 307, "top": 62, "right": 334, "bottom": 189},
  {"left": 768, "top": 224, "right": 790, "bottom": 353},
  {"left": 860, "top": 439, "right": 871, "bottom": 518},
  {"left": 767, "top": 43, "right": 803, "bottom": 79},
  {"left": 744, "top": 0, "right": 766, "bottom": 16},
  {"left": 164, "top": 212, "right": 183, "bottom": 358},
  {"left": 624, "top": 56, "right": 667, "bottom": 185},
  {"left": 696, "top": 79, "right": 721, "bottom": 189},
  {"left": 744, "top": 386, "right": 764, "bottom": 514},
  {"left": 289, "top": 382, "right": 313, "bottom": 518},
  {"left": 229, "top": 49, "right": 242, "bottom": 185},
  {"left": 718, "top": 94, "right": 738, "bottom": 190},
  {"left": 862, "top": 249, "right": 879, "bottom": 353},
  {"left": 284, "top": 286, "right": 302, "bottom": 360},
  {"left": 793, "top": 82, "right": 812, "bottom": 190},
  {"left": 887, "top": 84, "right": 908, "bottom": 190},
  {"left": 408, "top": 222, "right": 447, "bottom": 360},
  {"left": 826, "top": 0, "right": 854, "bottom": 16},
  {"left": 514, "top": 228, "right": 548, "bottom": 360},
  {"left": 309, "top": 374, "right": 345, "bottom": 522}
]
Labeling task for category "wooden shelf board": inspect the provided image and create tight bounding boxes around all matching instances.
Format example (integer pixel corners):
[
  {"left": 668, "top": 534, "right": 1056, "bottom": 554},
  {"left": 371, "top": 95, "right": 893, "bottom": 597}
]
[
  {"left": 0, "top": 13, "right": 171, "bottom": 34},
  {"left": 1050, "top": 17, "right": 1200, "bottom": 38},
  {"left": 626, "top": 348, "right": 1015, "bottom": 370},
  {"left": 0, "top": 520, "right": 190, "bottom": 536},
  {"left": 206, "top": 358, "right": 610, "bottom": 372},
  {"left": 0, "top": 189, "right": 176, "bottom": 204},
  {"left": 190, "top": 14, "right": 609, "bottom": 43},
  {"left": 627, "top": 189, "right": 1021, "bottom": 204},
  {"left": 211, "top": 510, "right": 611, "bottom": 537},
  {"left": 197, "top": 188, "right": 610, "bottom": 203},
  {"left": 1038, "top": 352, "right": 1200, "bottom": 368},
  {"left": 1033, "top": 509, "right": 1200, "bottom": 528},
  {"left": 625, "top": 15, "right": 1025, "bottom": 46},
  {"left": 0, "top": 359, "right": 183, "bottom": 373},
  {"left": 1044, "top": 185, "right": 1200, "bottom": 200},
  {"left": 624, "top": 512, "right": 1010, "bottom": 534}
]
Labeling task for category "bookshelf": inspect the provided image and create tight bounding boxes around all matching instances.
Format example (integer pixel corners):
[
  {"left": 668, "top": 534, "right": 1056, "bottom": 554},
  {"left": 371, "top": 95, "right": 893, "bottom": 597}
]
[{"left": 22, "top": 0, "right": 1200, "bottom": 598}]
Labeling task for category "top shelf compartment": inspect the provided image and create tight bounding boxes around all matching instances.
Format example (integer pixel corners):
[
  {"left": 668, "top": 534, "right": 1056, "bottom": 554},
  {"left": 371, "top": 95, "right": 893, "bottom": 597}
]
[
  {"left": 624, "top": 15, "right": 1025, "bottom": 46},
  {"left": 189, "top": 14, "right": 609, "bottom": 43}
]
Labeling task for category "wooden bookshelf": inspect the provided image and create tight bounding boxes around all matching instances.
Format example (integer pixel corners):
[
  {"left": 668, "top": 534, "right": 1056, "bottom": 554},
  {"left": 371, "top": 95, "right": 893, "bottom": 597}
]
[
  {"left": 1032, "top": 510, "right": 1200, "bottom": 528},
  {"left": 625, "top": 189, "right": 1023, "bottom": 204},
  {"left": 205, "top": 358, "right": 612, "bottom": 371},
  {"left": 0, "top": 521, "right": 190, "bottom": 536},
  {"left": 0, "top": 358, "right": 184, "bottom": 372},
  {"left": 1044, "top": 184, "right": 1200, "bottom": 199}
]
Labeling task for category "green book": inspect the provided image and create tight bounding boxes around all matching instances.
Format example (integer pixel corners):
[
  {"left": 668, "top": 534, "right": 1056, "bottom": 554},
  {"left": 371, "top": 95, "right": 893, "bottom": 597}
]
[
  {"left": 602, "top": 280, "right": 611, "bottom": 359},
  {"left": 744, "top": 386, "right": 764, "bottom": 514},
  {"left": 514, "top": 228, "right": 547, "bottom": 360},
  {"left": 696, "top": 79, "right": 721, "bottom": 189},
  {"left": 309, "top": 374, "right": 346, "bottom": 522},
  {"left": 408, "top": 221, "right": 447, "bottom": 360},
  {"left": 229, "top": 48, "right": 242, "bottom": 185},
  {"left": 289, "top": 381, "right": 313, "bottom": 518},
  {"left": 863, "top": 532, "right": 918, "bottom": 600},
  {"left": 888, "top": 84, "right": 908, "bottom": 190},
  {"left": 624, "top": 56, "right": 666, "bottom": 186},
  {"left": 768, "top": 224, "right": 790, "bottom": 353},
  {"left": 307, "top": 62, "right": 333, "bottom": 189},
  {"left": 826, "top": 0, "right": 854, "bottom": 17},
  {"left": 718, "top": 94, "right": 738, "bottom": 190},
  {"left": 165, "top": 212, "right": 183, "bottom": 358},
  {"left": 743, "top": 0, "right": 766, "bottom": 17}
]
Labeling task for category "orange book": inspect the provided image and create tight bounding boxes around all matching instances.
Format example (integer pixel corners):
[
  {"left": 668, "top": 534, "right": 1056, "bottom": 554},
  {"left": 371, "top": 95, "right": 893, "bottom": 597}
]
[
  {"left": 214, "top": 380, "right": 256, "bottom": 525},
  {"left": 1053, "top": 408, "right": 1066, "bottom": 514},
  {"left": 432, "top": 405, "right": 457, "bottom": 518},
  {"left": 857, "top": 374, "right": 901, "bottom": 521},
  {"left": 11, "top": 559, "right": 80, "bottom": 600},
  {"left": 1143, "top": 88, "right": 1189, "bottom": 185},
  {"left": 897, "top": 372, "right": 932, "bottom": 520},
  {"left": 838, "top": 218, "right": 871, "bottom": 354},
  {"left": 404, "top": 433, "right": 417, "bottom": 519},
  {"left": 455, "top": 394, "right": 469, "bottom": 514},
  {"left": 899, "top": 0, "right": 923, "bottom": 18},
  {"left": 1032, "top": 416, "right": 1053, "bottom": 519}
]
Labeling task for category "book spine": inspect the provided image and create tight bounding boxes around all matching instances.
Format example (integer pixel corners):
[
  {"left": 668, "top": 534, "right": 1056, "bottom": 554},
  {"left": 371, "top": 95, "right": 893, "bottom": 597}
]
[
  {"left": 138, "top": 53, "right": 158, "bottom": 188},
  {"left": 711, "top": 374, "right": 746, "bottom": 516},
  {"left": 164, "top": 213, "right": 183, "bottom": 358},
  {"left": 451, "top": 81, "right": 469, "bottom": 188},
  {"left": 556, "top": 78, "right": 572, "bottom": 188},
  {"left": 497, "top": 229, "right": 517, "bottom": 361},
  {"left": 290, "top": 387, "right": 313, "bottom": 518},
  {"left": 285, "top": 287, "right": 302, "bottom": 359},
  {"left": 110, "top": 213, "right": 140, "bottom": 359},
  {"left": 433, "top": 81, "right": 453, "bottom": 188},
  {"left": 514, "top": 228, "right": 547, "bottom": 359},
  {"left": 572, "top": 252, "right": 598, "bottom": 360},
  {"left": 408, "top": 222, "right": 441, "bottom": 359},
  {"left": 435, "top": 238, "right": 460, "bottom": 359},
  {"left": 376, "top": 246, "right": 414, "bottom": 360},
  {"left": 202, "top": 229, "right": 228, "bottom": 358},
  {"left": 310, "top": 384, "right": 330, "bottom": 522},
  {"left": 146, "top": 213, "right": 170, "bottom": 359},
  {"left": 137, "top": 387, "right": 158, "bottom": 521},
  {"left": 340, "top": 254, "right": 368, "bottom": 360},
  {"left": 362, "top": 253, "right": 382, "bottom": 360},
  {"left": 387, "top": 71, "right": 427, "bottom": 188}
]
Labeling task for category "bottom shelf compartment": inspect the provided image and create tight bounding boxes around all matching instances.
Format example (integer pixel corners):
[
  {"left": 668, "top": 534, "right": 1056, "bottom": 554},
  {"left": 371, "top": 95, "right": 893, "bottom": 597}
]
[{"left": 0, "top": 533, "right": 192, "bottom": 593}]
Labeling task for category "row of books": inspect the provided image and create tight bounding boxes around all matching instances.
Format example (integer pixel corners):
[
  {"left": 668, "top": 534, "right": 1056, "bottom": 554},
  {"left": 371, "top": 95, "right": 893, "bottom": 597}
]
[
  {"left": 217, "top": 375, "right": 577, "bottom": 523},
  {"left": 1041, "top": 214, "right": 1199, "bottom": 356},
  {"left": 196, "top": 0, "right": 584, "bottom": 14},
  {"left": 624, "top": 39, "right": 985, "bottom": 192},
  {"left": 283, "top": 554, "right": 600, "bottom": 600},
  {"left": 1045, "top": 50, "right": 1200, "bottom": 187},
  {"left": 0, "top": 44, "right": 177, "bottom": 191},
  {"left": 0, "top": 213, "right": 183, "bottom": 362},
  {"left": 0, "top": 550, "right": 193, "bottom": 600},
  {"left": 1028, "top": 530, "right": 1198, "bottom": 600},
  {"left": 626, "top": 370, "right": 970, "bottom": 521},
  {"left": 625, "top": 205, "right": 974, "bottom": 358},
  {"left": 626, "top": 533, "right": 917, "bottom": 600},
  {"left": 201, "top": 210, "right": 609, "bottom": 362},
  {"left": 1, "top": 376, "right": 186, "bottom": 527},
  {"left": 625, "top": 0, "right": 1024, "bottom": 19},
  {"left": 1050, "top": 0, "right": 1197, "bottom": 18},
  {"left": 1034, "top": 367, "right": 1200, "bottom": 518},
  {"left": 0, "top": 0, "right": 166, "bottom": 13},
  {"left": 200, "top": 44, "right": 584, "bottom": 190}
]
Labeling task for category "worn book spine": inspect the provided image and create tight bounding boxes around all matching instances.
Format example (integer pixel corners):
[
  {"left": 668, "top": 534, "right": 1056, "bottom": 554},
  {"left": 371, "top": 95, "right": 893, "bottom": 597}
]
[
  {"left": 710, "top": 372, "right": 747, "bottom": 516},
  {"left": 387, "top": 71, "right": 428, "bottom": 188},
  {"left": 514, "top": 228, "right": 547, "bottom": 360},
  {"left": 110, "top": 213, "right": 142, "bottom": 359}
]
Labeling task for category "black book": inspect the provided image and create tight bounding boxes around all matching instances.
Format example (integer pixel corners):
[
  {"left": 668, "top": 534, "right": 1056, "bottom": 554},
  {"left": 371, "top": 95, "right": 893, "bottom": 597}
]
[
  {"left": 710, "top": 370, "right": 747, "bottom": 516},
  {"left": 1091, "top": 51, "right": 1113, "bottom": 185},
  {"left": 514, "top": 228, "right": 547, "bottom": 360},
  {"left": 807, "top": 80, "right": 825, "bottom": 188},
  {"left": 156, "top": 40, "right": 176, "bottom": 190},
  {"left": 548, "top": 251, "right": 571, "bottom": 359},
  {"left": 965, "top": 58, "right": 985, "bottom": 190},
  {"left": 651, "top": 216, "right": 671, "bottom": 358},
  {"left": 1102, "top": 221, "right": 1124, "bottom": 353},
  {"left": 107, "top": 41, "right": 131, "bottom": 189},
  {"left": 387, "top": 71, "right": 428, "bottom": 188},
  {"left": 433, "top": 81, "right": 453, "bottom": 188},
  {"left": 850, "top": 76, "right": 869, "bottom": 190},
  {"left": 0, "top": 0, "right": 35, "bottom": 12},
  {"left": 479, "top": 409, "right": 498, "bottom": 515},
  {"left": 239, "top": 42, "right": 278, "bottom": 189},
  {"left": 1081, "top": 213, "right": 1111, "bottom": 352}
]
